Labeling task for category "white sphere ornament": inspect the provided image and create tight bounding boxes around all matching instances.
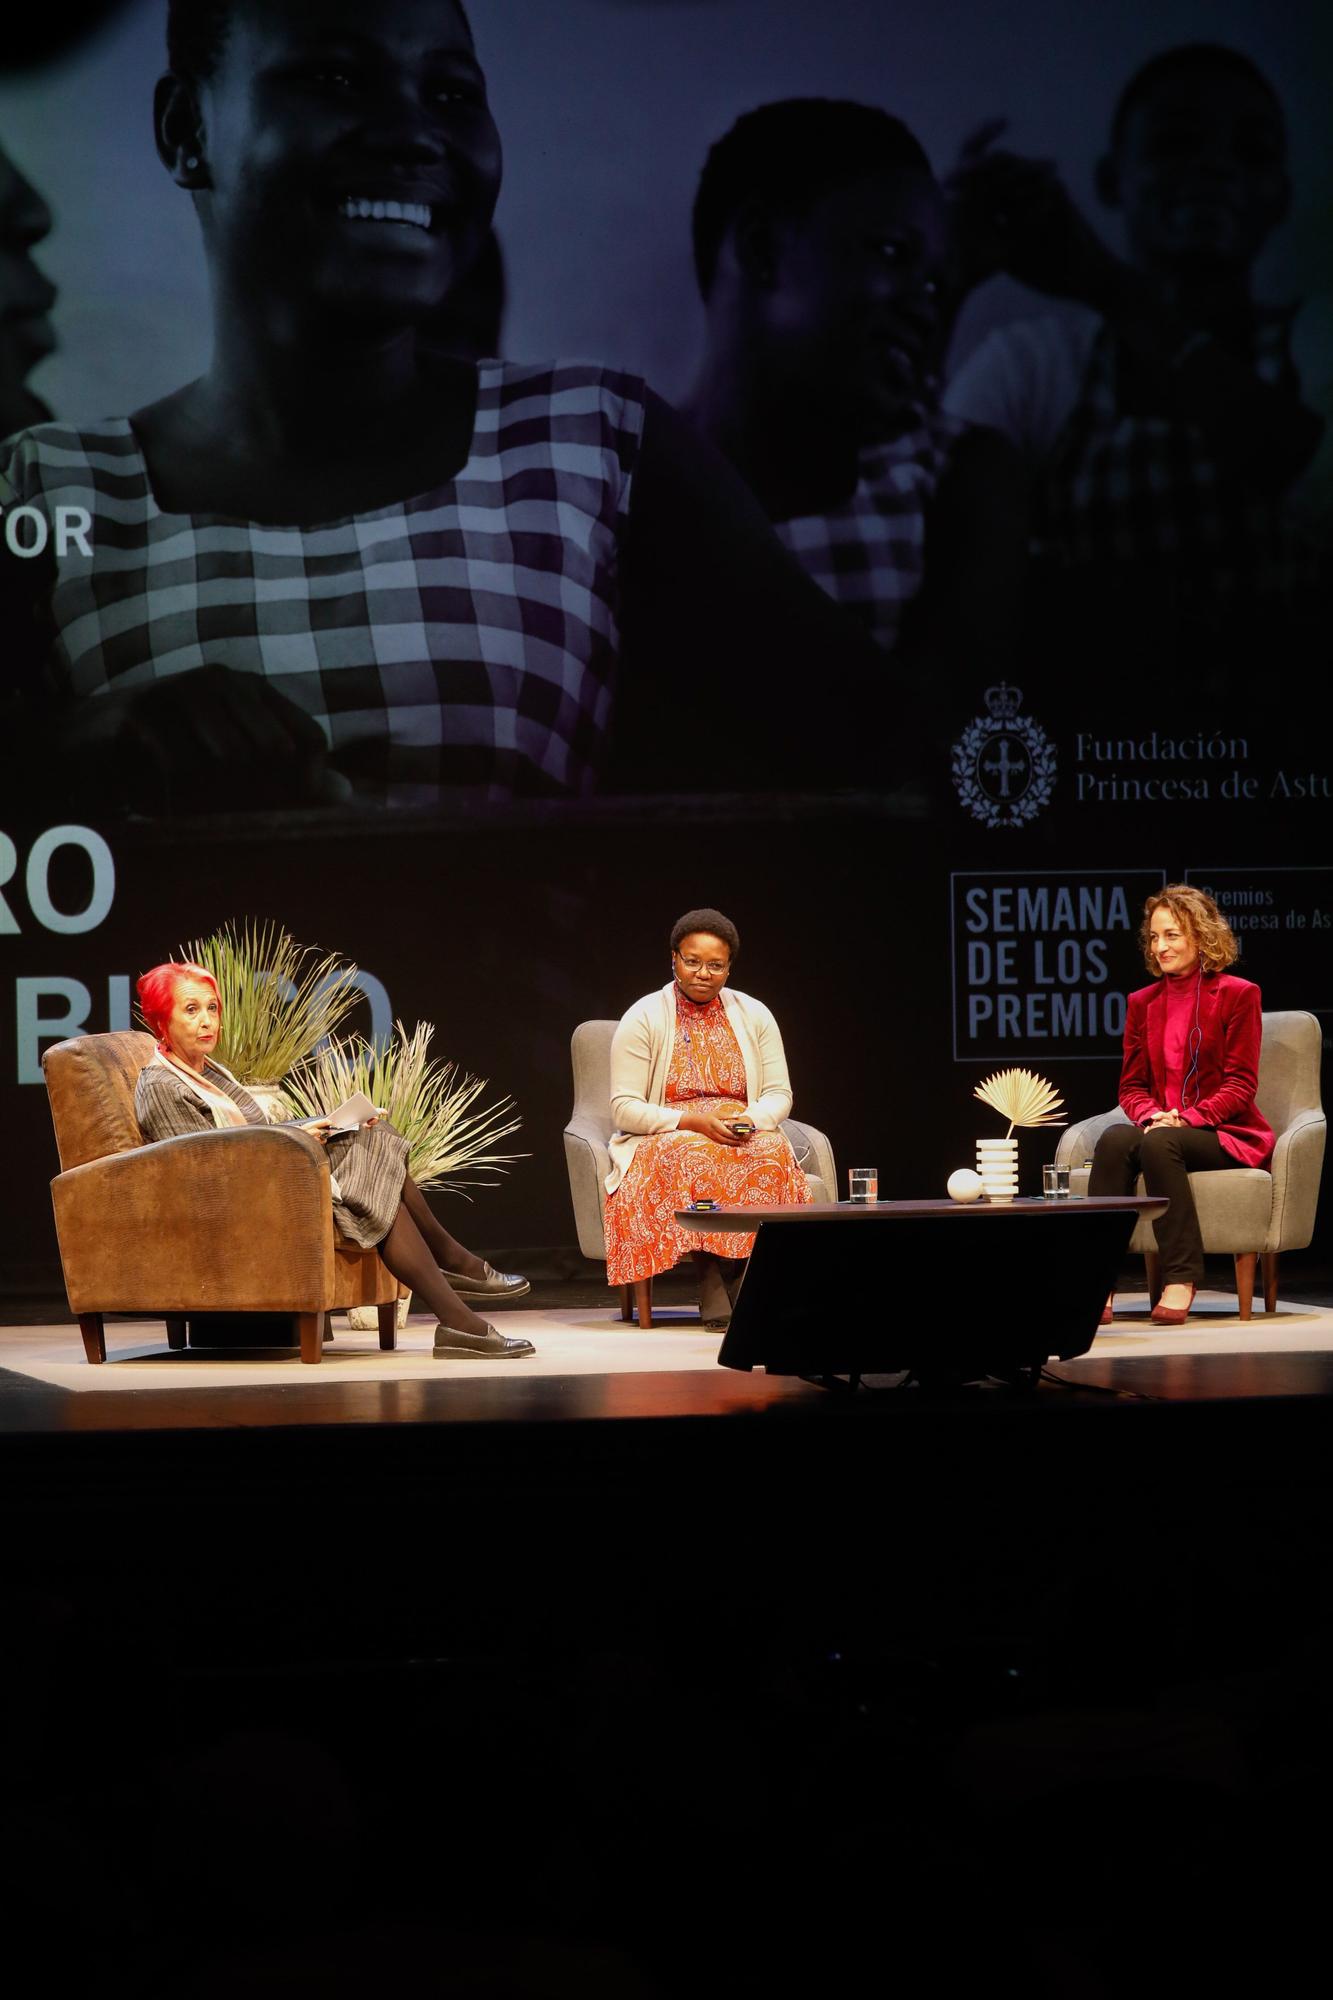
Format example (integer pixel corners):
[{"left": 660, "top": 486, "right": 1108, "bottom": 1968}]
[{"left": 947, "top": 1168, "right": 984, "bottom": 1203}]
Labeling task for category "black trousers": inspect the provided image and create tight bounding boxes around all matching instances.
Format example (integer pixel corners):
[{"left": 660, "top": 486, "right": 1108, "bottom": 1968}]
[{"left": 1087, "top": 1122, "right": 1229, "bottom": 1284}]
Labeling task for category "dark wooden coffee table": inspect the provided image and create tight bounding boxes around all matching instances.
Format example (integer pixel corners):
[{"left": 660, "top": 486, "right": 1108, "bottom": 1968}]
[{"left": 674, "top": 1196, "right": 1167, "bottom": 1382}]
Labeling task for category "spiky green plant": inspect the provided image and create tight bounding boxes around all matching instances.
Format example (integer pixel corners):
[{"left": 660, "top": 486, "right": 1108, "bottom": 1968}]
[
  {"left": 282, "top": 1020, "right": 525, "bottom": 1193},
  {"left": 174, "top": 920, "right": 361, "bottom": 1083}
]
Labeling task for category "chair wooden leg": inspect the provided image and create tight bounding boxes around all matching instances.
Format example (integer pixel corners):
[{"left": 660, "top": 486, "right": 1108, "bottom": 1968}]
[
  {"left": 1234, "top": 1252, "right": 1256, "bottom": 1321},
  {"left": 377, "top": 1301, "right": 398, "bottom": 1351},
  {"left": 323, "top": 1312, "right": 335, "bottom": 1344},
  {"left": 297, "top": 1312, "right": 323, "bottom": 1364},
  {"left": 1144, "top": 1251, "right": 1162, "bottom": 1310},
  {"left": 165, "top": 1316, "right": 187, "bottom": 1351},
  {"left": 619, "top": 1285, "right": 633, "bottom": 1323},
  {"left": 78, "top": 1313, "right": 106, "bottom": 1365},
  {"left": 634, "top": 1278, "right": 653, "bottom": 1330},
  {"left": 1262, "top": 1252, "right": 1280, "bottom": 1314}
]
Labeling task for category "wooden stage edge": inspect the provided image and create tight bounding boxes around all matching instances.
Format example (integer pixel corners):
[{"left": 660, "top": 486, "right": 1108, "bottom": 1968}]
[{"left": 3, "top": 1289, "right": 1333, "bottom": 1436}]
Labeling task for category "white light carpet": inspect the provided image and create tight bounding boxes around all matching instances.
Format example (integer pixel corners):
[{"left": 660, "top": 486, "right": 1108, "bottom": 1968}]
[
  {"left": 0, "top": 1307, "right": 724, "bottom": 1391},
  {"left": 1, "top": 1291, "right": 1329, "bottom": 1392}
]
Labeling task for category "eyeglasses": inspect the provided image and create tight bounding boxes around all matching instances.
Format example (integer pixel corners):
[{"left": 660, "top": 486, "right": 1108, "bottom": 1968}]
[{"left": 675, "top": 955, "right": 729, "bottom": 975}]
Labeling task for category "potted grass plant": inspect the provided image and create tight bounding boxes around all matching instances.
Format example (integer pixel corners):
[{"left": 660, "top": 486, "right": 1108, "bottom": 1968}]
[
  {"left": 282, "top": 1021, "right": 525, "bottom": 1326},
  {"left": 177, "top": 919, "right": 362, "bottom": 1119}
]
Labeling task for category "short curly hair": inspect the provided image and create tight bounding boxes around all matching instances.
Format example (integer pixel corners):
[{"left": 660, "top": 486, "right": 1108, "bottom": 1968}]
[
  {"left": 1139, "top": 885, "right": 1240, "bottom": 977},
  {"left": 670, "top": 908, "right": 740, "bottom": 962},
  {"left": 166, "top": 0, "right": 474, "bottom": 81},
  {"left": 1110, "top": 44, "right": 1283, "bottom": 152},
  {"left": 692, "top": 98, "right": 932, "bottom": 299}
]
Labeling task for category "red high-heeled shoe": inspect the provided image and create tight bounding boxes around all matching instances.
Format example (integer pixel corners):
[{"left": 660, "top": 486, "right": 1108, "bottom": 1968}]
[
  {"left": 1150, "top": 1283, "right": 1197, "bottom": 1326},
  {"left": 1099, "top": 1300, "right": 1114, "bottom": 1326}
]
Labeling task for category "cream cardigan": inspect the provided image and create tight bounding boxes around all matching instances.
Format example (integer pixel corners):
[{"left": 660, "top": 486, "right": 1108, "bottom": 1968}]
[{"left": 606, "top": 982, "right": 794, "bottom": 1195}]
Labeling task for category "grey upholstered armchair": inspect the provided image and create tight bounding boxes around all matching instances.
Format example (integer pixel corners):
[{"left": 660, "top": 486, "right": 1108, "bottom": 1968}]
[
  {"left": 1055, "top": 1010, "right": 1326, "bottom": 1318},
  {"left": 563, "top": 1017, "right": 837, "bottom": 1327}
]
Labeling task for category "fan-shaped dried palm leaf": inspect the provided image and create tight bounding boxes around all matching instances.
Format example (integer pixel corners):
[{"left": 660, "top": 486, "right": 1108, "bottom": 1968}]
[{"left": 973, "top": 1067, "right": 1066, "bottom": 1139}]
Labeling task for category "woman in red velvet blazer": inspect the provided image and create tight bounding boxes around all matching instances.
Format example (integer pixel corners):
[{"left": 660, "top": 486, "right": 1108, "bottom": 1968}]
[{"left": 1090, "top": 885, "right": 1273, "bottom": 1326}]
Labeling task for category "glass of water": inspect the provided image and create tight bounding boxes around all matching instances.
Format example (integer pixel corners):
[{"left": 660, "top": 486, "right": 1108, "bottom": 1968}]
[
  {"left": 1042, "top": 1164, "right": 1071, "bottom": 1199},
  {"left": 848, "top": 1167, "right": 878, "bottom": 1203}
]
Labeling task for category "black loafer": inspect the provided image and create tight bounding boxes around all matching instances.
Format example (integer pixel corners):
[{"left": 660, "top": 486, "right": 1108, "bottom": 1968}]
[
  {"left": 441, "top": 1261, "right": 531, "bottom": 1302},
  {"left": 432, "top": 1322, "right": 535, "bottom": 1360}
]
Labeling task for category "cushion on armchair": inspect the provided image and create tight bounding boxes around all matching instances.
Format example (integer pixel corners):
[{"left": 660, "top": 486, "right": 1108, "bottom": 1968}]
[{"left": 44, "top": 1029, "right": 157, "bottom": 1170}]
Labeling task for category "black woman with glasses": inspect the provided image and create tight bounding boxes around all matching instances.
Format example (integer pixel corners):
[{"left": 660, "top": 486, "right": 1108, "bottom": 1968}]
[{"left": 604, "top": 907, "right": 810, "bottom": 1330}]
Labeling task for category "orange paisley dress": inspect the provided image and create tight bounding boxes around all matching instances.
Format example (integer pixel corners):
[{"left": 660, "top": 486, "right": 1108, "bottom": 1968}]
[{"left": 604, "top": 988, "right": 811, "bottom": 1285}]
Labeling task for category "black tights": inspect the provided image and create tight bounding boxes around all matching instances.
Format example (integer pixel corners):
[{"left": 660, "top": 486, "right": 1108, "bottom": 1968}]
[
  {"left": 375, "top": 1175, "right": 491, "bottom": 1337},
  {"left": 1088, "top": 1122, "right": 1228, "bottom": 1285},
  {"left": 399, "top": 1175, "right": 483, "bottom": 1276}
]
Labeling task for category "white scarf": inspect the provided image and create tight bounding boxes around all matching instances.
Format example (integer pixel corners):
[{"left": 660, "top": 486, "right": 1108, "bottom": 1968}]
[
  {"left": 151, "top": 1047, "right": 257, "bottom": 1129},
  {"left": 150, "top": 1047, "right": 345, "bottom": 1202}
]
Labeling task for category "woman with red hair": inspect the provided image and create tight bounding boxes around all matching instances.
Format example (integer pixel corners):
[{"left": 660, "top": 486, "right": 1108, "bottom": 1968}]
[{"left": 133, "top": 960, "right": 534, "bottom": 1360}]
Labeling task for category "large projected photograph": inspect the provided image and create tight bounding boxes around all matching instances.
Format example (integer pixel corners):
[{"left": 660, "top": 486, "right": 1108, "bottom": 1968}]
[{"left": 1, "top": 0, "right": 1329, "bottom": 1279}]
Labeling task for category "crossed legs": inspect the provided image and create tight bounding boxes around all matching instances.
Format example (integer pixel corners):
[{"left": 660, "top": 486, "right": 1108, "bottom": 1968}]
[
  {"left": 375, "top": 1172, "right": 515, "bottom": 1339},
  {"left": 399, "top": 1173, "right": 488, "bottom": 1284}
]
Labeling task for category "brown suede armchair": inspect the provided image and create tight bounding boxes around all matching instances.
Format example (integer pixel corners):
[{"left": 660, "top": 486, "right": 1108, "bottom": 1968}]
[{"left": 43, "top": 1030, "right": 404, "bottom": 1365}]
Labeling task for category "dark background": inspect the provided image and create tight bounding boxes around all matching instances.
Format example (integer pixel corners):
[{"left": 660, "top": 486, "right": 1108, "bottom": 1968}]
[{"left": 1, "top": 0, "right": 1329, "bottom": 1292}]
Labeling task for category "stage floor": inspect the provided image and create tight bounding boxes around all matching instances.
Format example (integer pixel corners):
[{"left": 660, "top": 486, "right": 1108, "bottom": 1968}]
[{"left": 3, "top": 1284, "right": 1333, "bottom": 1429}]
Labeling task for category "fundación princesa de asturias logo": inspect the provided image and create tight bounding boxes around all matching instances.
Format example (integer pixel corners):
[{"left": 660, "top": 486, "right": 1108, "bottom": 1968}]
[{"left": 952, "top": 682, "right": 1057, "bottom": 829}]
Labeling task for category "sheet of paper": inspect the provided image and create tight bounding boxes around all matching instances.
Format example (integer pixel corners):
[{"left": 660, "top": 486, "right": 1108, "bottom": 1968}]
[{"left": 321, "top": 1092, "right": 385, "bottom": 1131}]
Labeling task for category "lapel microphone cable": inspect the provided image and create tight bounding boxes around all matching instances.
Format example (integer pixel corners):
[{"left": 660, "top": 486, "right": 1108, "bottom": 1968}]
[{"left": 1181, "top": 966, "right": 1204, "bottom": 1109}]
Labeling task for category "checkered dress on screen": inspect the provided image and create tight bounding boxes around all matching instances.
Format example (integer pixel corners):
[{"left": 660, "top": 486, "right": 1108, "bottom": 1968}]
[
  {"left": 0, "top": 360, "right": 645, "bottom": 804},
  {"left": 771, "top": 409, "right": 970, "bottom": 652},
  {"left": 1036, "top": 316, "right": 1318, "bottom": 609}
]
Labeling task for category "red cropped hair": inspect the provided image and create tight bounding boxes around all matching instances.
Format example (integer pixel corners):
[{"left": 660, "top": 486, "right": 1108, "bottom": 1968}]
[{"left": 136, "top": 961, "right": 220, "bottom": 1043}]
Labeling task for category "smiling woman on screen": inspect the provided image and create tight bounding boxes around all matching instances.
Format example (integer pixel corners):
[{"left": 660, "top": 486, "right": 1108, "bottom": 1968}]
[{"left": 0, "top": 0, "right": 905, "bottom": 818}]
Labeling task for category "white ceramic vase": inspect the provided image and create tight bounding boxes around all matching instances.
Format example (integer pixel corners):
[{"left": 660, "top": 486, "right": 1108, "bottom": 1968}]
[{"left": 976, "top": 1136, "right": 1019, "bottom": 1204}]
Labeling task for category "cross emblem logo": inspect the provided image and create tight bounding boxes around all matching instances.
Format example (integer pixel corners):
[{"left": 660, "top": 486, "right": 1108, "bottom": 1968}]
[
  {"left": 980, "top": 734, "right": 1031, "bottom": 802},
  {"left": 952, "top": 689, "right": 1057, "bottom": 828}
]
